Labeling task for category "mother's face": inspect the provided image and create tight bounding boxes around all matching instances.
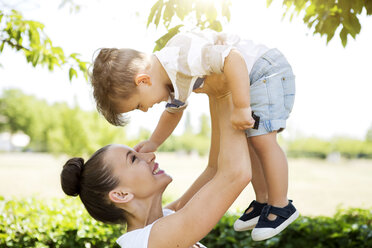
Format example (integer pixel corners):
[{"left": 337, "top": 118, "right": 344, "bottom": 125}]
[{"left": 105, "top": 144, "right": 172, "bottom": 199}]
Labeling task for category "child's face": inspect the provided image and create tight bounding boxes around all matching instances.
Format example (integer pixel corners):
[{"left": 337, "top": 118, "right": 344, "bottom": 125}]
[{"left": 118, "top": 82, "right": 169, "bottom": 113}]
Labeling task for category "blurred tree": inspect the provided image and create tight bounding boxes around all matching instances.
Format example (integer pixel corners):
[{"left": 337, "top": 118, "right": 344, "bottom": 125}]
[
  {"left": 46, "top": 104, "right": 90, "bottom": 156},
  {"left": 0, "top": 3, "right": 88, "bottom": 81},
  {"left": 0, "top": 89, "right": 33, "bottom": 135},
  {"left": 366, "top": 124, "right": 372, "bottom": 142},
  {"left": 198, "top": 113, "right": 210, "bottom": 137},
  {"left": 0, "top": 89, "right": 54, "bottom": 151},
  {"left": 147, "top": 0, "right": 372, "bottom": 50},
  {"left": 0, "top": 89, "right": 127, "bottom": 155},
  {"left": 184, "top": 111, "right": 193, "bottom": 134}
]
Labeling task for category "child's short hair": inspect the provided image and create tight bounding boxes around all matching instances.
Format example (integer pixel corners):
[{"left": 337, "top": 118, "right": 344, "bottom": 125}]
[{"left": 90, "top": 48, "right": 149, "bottom": 126}]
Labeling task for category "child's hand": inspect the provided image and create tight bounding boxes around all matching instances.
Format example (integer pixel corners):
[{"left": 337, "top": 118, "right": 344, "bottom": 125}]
[
  {"left": 231, "top": 106, "right": 255, "bottom": 130},
  {"left": 134, "top": 140, "right": 159, "bottom": 153}
]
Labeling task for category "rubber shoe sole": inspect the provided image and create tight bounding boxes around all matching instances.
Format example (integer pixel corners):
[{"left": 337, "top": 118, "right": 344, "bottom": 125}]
[
  {"left": 251, "top": 210, "right": 299, "bottom": 241},
  {"left": 233, "top": 216, "right": 259, "bottom": 231}
]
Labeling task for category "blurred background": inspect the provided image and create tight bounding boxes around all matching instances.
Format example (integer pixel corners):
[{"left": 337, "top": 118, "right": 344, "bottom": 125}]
[{"left": 1, "top": 0, "right": 372, "bottom": 219}]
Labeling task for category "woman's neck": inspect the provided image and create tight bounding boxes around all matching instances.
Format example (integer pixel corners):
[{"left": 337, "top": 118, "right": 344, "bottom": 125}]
[{"left": 125, "top": 194, "right": 164, "bottom": 232}]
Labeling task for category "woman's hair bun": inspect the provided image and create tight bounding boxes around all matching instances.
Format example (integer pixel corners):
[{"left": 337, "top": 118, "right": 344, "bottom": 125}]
[{"left": 61, "top": 157, "right": 84, "bottom": 197}]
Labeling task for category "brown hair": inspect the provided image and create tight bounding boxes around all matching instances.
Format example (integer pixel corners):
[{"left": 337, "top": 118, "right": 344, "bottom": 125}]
[
  {"left": 90, "top": 48, "right": 150, "bottom": 126},
  {"left": 60, "top": 145, "right": 126, "bottom": 224}
]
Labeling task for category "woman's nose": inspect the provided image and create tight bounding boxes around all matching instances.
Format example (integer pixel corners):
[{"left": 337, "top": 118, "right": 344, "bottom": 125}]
[{"left": 140, "top": 152, "right": 156, "bottom": 163}]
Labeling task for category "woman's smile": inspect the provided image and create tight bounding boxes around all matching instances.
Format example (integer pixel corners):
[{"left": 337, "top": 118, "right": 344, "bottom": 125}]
[{"left": 152, "top": 163, "right": 164, "bottom": 175}]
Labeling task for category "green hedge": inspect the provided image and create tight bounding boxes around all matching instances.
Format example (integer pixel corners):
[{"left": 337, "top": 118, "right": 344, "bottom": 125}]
[
  {"left": 1, "top": 197, "right": 371, "bottom": 247},
  {"left": 286, "top": 137, "right": 372, "bottom": 159},
  {"left": 0, "top": 197, "right": 122, "bottom": 248},
  {"left": 201, "top": 208, "right": 372, "bottom": 248}
]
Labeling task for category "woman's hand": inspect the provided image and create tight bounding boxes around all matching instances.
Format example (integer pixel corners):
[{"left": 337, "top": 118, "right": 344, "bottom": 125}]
[{"left": 194, "top": 74, "right": 231, "bottom": 99}]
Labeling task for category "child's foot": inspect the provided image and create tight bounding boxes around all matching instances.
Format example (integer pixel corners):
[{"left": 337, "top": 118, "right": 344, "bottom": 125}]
[
  {"left": 233, "top": 200, "right": 267, "bottom": 231},
  {"left": 251, "top": 200, "right": 299, "bottom": 241}
]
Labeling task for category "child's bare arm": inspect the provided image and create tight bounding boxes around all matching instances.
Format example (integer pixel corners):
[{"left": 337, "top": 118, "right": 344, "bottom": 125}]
[
  {"left": 134, "top": 110, "right": 183, "bottom": 152},
  {"left": 224, "top": 49, "right": 255, "bottom": 130}
]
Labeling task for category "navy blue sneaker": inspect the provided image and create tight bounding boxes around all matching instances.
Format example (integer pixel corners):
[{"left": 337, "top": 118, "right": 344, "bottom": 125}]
[
  {"left": 234, "top": 200, "right": 267, "bottom": 231},
  {"left": 252, "top": 200, "right": 299, "bottom": 241}
]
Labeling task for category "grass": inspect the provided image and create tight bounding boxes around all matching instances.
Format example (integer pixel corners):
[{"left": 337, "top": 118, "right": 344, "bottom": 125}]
[{"left": 1, "top": 152, "right": 371, "bottom": 216}]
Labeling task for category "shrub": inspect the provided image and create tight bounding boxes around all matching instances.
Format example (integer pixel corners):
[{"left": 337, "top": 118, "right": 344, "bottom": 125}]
[
  {"left": 0, "top": 196, "right": 123, "bottom": 248},
  {"left": 1, "top": 197, "right": 371, "bottom": 247},
  {"left": 201, "top": 208, "right": 372, "bottom": 248}
]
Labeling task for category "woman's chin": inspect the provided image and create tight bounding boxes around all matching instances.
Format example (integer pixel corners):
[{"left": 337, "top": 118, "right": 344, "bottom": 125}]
[{"left": 160, "top": 175, "right": 173, "bottom": 192}]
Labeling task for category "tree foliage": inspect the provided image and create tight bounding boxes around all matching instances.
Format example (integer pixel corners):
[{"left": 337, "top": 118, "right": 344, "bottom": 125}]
[
  {"left": 366, "top": 124, "right": 372, "bottom": 142},
  {"left": 147, "top": 0, "right": 231, "bottom": 51},
  {"left": 0, "top": 8, "right": 88, "bottom": 80},
  {"left": 147, "top": 0, "right": 371, "bottom": 50},
  {"left": 0, "top": 89, "right": 126, "bottom": 155},
  {"left": 271, "top": 0, "right": 372, "bottom": 47},
  {"left": 0, "top": 89, "right": 212, "bottom": 156}
]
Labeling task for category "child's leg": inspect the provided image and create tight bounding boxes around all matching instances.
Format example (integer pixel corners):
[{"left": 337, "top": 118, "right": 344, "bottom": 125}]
[
  {"left": 233, "top": 138, "right": 268, "bottom": 232},
  {"left": 247, "top": 138, "right": 268, "bottom": 206},
  {"left": 249, "top": 131, "right": 288, "bottom": 219}
]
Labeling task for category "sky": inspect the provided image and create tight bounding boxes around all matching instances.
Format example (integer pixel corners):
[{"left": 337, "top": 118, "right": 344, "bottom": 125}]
[{"left": 1, "top": 0, "right": 372, "bottom": 140}]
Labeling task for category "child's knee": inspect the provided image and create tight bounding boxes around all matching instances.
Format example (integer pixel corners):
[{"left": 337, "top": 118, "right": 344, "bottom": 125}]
[{"left": 249, "top": 132, "right": 279, "bottom": 151}]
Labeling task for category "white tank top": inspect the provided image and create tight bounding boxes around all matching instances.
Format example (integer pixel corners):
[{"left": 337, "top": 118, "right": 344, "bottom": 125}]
[{"left": 116, "top": 209, "right": 207, "bottom": 248}]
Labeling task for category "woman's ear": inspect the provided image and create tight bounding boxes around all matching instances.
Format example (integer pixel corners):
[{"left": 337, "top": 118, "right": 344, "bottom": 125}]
[
  {"left": 135, "top": 74, "right": 152, "bottom": 86},
  {"left": 109, "top": 190, "right": 134, "bottom": 204}
]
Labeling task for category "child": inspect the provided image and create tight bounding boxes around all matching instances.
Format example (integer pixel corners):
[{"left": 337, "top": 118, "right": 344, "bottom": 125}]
[{"left": 90, "top": 29, "right": 298, "bottom": 241}]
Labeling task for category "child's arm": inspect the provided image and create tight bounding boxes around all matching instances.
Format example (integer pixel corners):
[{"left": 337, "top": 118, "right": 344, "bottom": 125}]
[
  {"left": 134, "top": 110, "right": 183, "bottom": 153},
  {"left": 223, "top": 49, "right": 255, "bottom": 130}
]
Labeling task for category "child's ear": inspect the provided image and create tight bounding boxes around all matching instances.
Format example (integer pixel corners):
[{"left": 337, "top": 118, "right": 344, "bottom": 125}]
[
  {"left": 135, "top": 74, "right": 152, "bottom": 86},
  {"left": 109, "top": 189, "right": 134, "bottom": 204}
]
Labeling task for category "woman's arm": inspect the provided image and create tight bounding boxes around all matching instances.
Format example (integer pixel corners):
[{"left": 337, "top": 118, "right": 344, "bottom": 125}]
[
  {"left": 149, "top": 94, "right": 251, "bottom": 248},
  {"left": 165, "top": 96, "right": 220, "bottom": 211}
]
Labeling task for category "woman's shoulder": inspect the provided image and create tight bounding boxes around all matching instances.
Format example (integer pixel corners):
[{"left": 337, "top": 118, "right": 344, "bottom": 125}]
[
  {"left": 116, "top": 224, "right": 153, "bottom": 248},
  {"left": 116, "top": 209, "right": 174, "bottom": 248}
]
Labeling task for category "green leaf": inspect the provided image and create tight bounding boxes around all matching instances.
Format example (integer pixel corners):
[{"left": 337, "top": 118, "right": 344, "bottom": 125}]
[
  {"left": 324, "top": 16, "right": 340, "bottom": 43},
  {"left": 176, "top": 0, "right": 192, "bottom": 20},
  {"left": 206, "top": 6, "right": 218, "bottom": 24},
  {"left": 163, "top": 2, "right": 175, "bottom": 28},
  {"left": 154, "top": 2, "right": 163, "bottom": 28},
  {"left": 69, "top": 68, "right": 78, "bottom": 81},
  {"left": 222, "top": 0, "right": 231, "bottom": 21},
  {"left": 266, "top": 0, "right": 273, "bottom": 7},
  {"left": 342, "top": 12, "right": 361, "bottom": 38},
  {"left": 294, "top": 0, "right": 307, "bottom": 12},
  {"left": 153, "top": 24, "right": 183, "bottom": 52},
  {"left": 366, "top": 0, "right": 372, "bottom": 15},
  {"left": 32, "top": 53, "right": 40, "bottom": 67},
  {"left": 304, "top": 3, "right": 316, "bottom": 21},
  {"left": 0, "top": 42, "right": 4, "bottom": 52},
  {"left": 208, "top": 20, "right": 222, "bottom": 32},
  {"left": 351, "top": 0, "right": 363, "bottom": 14},
  {"left": 147, "top": 0, "right": 161, "bottom": 27},
  {"left": 339, "top": 27, "right": 348, "bottom": 47}
]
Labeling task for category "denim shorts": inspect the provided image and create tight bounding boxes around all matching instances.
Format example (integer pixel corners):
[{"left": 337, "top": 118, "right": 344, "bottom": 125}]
[{"left": 245, "top": 48, "right": 296, "bottom": 137}]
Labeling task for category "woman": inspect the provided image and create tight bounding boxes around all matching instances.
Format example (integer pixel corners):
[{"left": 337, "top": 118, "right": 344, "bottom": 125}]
[{"left": 60, "top": 85, "right": 252, "bottom": 248}]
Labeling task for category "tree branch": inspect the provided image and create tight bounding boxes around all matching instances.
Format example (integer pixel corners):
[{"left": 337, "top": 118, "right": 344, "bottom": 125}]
[{"left": 0, "top": 38, "right": 30, "bottom": 51}]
